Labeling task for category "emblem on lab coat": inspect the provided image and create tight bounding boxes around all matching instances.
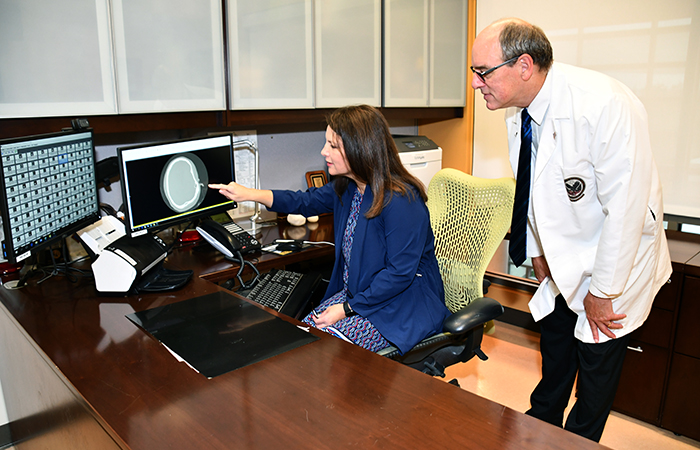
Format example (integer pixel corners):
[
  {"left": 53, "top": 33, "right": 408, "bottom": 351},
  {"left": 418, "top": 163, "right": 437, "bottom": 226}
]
[{"left": 565, "top": 177, "right": 585, "bottom": 202}]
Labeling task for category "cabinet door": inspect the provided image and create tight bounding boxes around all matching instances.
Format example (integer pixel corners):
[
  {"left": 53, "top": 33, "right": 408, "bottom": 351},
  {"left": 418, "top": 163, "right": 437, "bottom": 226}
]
[
  {"left": 652, "top": 270, "right": 679, "bottom": 311},
  {"left": 314, "top": 0, "right": 381, "bottom": 107},
  {"left": 229, "top": 0, "right": 314, "bottom": 109},
  {"left": 0, "top": 0, "right": 116, "bottom": 118},
  {"left": 612, "top": 340, "right": 667, "bottom": 424},
  {"left": 384, "top": 0, "right": 429, "bottom": 107},
  {"left": 384, "top": 0, "right": 466, "bottom": 107},
  {"left": 662, "top": 353, "right": 700, "bottom": 441},
  {"left": 429, "top": 0, "right": 467, "bottom": 106},
  {"left": 674, "top": 275, "right": 700, "bottom": 358},
  {"left": 112, "top": 0, "right": 225, "bottom": 113},
  {"left": 629, "top": 306, "right": 674, "bottom": 349}
]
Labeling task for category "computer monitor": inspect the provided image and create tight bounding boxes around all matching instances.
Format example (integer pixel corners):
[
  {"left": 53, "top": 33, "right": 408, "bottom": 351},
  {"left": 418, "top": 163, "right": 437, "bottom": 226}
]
[
  {"left": 118, "top": 135, "right": 237, "bottom": 237},
  {"left": 0, "top": 130, "right": 100, "bottom": 264}
]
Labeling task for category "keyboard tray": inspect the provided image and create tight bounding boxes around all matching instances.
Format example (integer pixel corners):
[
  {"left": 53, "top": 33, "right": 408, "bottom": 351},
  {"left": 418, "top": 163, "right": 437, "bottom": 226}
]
[{"left": 245, "top": 269, "right": 322, "bottom": 319}]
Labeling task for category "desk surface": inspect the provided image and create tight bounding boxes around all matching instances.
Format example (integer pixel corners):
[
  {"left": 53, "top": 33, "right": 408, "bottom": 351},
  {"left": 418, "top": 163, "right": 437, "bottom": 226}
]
[{"left": 0, "top": 217, "right": 608, "bottom": 449}]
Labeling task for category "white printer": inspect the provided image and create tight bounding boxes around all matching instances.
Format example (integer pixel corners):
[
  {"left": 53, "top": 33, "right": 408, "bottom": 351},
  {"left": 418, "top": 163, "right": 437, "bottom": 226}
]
[{"left": 394, "top": 135, "right": 442, "bottom": 189}]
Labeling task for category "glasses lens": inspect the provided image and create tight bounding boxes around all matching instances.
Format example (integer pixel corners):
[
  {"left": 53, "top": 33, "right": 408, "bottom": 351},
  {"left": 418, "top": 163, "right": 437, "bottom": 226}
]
[{"left": 470, "top": 67, "right": 485, "bottom": 82}]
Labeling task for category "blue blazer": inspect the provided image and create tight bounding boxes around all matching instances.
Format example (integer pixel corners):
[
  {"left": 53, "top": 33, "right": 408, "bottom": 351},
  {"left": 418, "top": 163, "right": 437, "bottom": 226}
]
[{"left": 271, "top": 180, "right": 449, "bottom": 354}]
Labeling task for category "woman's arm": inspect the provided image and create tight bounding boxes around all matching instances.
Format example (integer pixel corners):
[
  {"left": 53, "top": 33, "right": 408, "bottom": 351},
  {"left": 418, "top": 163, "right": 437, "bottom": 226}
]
[
  {"left": 269, "top": 183, "right": 336, "bottom": 217},
  {"left": 209, "top": 182, "right": 274, "bottom": 208}
]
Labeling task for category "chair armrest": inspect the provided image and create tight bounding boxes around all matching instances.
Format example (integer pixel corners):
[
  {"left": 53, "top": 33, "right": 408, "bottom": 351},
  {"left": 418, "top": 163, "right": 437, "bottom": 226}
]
[{"left": 443, "top": 297, "right": 504, "bottom": 335}]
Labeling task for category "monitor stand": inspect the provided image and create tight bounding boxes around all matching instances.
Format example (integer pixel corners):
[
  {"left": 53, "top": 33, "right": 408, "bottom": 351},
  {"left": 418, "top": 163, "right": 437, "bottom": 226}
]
[
  {"left": 14, "top": 261, "right": 36, "bottom": 288},
  {"left": 234, "top": 209, "right": 277, "bottom": 235},
  {"left": 13, "top": 240, "right": 77, "bottom": 288}
]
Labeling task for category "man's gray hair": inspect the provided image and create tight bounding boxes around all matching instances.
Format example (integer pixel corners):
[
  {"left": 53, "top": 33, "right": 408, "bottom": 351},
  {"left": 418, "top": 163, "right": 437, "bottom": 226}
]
[{"left": 500, "top": 21, "right": 553, "bottom": 71}]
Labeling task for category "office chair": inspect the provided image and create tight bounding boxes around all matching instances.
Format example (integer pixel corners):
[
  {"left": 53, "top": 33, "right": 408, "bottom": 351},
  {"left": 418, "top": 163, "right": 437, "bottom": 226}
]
[{"left": 377, "top": 169, "right": 515, "bottom": 379}]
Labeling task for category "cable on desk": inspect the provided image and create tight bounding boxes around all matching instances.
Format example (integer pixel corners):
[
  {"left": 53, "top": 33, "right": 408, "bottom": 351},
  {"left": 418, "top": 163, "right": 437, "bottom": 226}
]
[
  {"left": 273, "top": 239, "right": 334, "bottom": 247},
  {"left": 163, "top": 220, "right": 196, "bottom": 253},
  {"left": 304, "top": 241, "right": 335, "bottom": 246},
  {"left": 227, "top": 249, "right": 260, "bottom": 292},
  {"left": 17, "top": 243, "right": 94, "bottom": 288}
]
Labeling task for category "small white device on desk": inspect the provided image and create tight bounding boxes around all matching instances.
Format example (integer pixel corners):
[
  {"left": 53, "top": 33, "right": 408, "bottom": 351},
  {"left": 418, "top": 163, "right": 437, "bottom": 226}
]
[
  {"left": 78, "top": 216, "right": 192, "bottom": 294},
  {"left": 76, "top": 215, "right": 126, "bottom": 258},
  {"left": 91, "top": 234, "right": 192, "bottom": 295},
  {"left": 91, "top": 234, "right": 167, "bottom": 294},
  {"left": 394, "top": 135, "right": 442, "bottom": 189}
]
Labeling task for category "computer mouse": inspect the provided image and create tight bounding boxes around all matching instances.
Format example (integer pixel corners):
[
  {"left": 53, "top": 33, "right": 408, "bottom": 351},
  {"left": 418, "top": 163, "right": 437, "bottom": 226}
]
[{"left": 275, "top": 240, "right": 304, "bottom": 252}]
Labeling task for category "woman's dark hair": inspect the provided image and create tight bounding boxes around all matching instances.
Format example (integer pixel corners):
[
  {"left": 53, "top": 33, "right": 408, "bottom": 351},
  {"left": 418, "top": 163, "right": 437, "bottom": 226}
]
[
  {"left": 500, "top": 20, "right": 553, "bottom": 71},
  {"left": 326, "top": 104, "right": 427, "bottom": 218}
]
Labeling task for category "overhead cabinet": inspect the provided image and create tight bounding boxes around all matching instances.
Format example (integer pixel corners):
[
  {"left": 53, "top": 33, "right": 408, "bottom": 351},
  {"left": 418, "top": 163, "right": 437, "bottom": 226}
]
[
  {"left": 0, "top": 0, "right": 465, "bottom": 118},
  {"left": 0, "top": 0, "right": 117, "bottom": 118},
  {"left": 384, "top": 0, "right": 467, "bottom": 107},
  {"left": 313, "top": 0, "right": 381, "bottom": 107},
  {"left": 112, "top": 0, "right": 226, "bottom": 113},
  {"left": 228, "top": 0, "right": 314, "bottom": 109},
  {"left": 228, "top": 0, "right": 381, "bottom": 109}
]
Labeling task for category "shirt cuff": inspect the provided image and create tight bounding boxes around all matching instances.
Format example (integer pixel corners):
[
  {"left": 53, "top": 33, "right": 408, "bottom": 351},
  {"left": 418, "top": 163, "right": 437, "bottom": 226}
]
[{"left": 588, "top": 283, "right": 615, "bottom": 299}]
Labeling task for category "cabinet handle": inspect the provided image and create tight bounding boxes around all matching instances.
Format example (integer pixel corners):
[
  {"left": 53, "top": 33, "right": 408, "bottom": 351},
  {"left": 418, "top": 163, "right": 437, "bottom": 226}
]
[{"left": 627, "top": 346, "right": 643, "bottom": 353}]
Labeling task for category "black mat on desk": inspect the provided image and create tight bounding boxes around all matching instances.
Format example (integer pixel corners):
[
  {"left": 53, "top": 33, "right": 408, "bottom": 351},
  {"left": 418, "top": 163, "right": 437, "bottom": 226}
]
[{"left": 126, "top": 291, "right": 319, "bottom": 378}]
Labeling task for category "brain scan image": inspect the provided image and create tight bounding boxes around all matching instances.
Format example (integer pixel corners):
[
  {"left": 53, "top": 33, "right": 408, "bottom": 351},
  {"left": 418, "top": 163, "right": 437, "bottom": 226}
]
[{"left": 160, "top": 153, "right": 209, "bottom": 213}]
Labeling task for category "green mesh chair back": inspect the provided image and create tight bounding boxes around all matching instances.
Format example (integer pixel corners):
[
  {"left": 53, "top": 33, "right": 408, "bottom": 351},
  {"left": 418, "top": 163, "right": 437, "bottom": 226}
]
[{"left": 427, "top": 169, "right": 515, "bottom": 313}]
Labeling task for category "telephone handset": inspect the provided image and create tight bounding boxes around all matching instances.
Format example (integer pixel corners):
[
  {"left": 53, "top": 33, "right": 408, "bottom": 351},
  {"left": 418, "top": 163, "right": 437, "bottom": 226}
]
[{"left": 196, "top": 219, "right": 261, "bottom": 258}]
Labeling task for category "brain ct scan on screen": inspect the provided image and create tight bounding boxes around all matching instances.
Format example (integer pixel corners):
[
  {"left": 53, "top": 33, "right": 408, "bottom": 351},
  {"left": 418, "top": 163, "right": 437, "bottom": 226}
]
[
  {"left": 118, "top": 134, "right": 235, "bottom": 236},
  {"left": 160, "top": 153, "right": 209, "bottom": 213}
]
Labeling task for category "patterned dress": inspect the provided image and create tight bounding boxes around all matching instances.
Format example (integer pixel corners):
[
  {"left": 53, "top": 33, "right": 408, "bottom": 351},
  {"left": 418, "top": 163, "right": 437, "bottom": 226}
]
[{"left": 301, "top": 188, "right": 390, "bottom": 352}]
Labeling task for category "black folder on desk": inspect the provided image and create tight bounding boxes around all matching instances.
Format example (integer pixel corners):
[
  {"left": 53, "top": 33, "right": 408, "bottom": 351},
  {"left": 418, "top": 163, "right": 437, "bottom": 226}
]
[{"left": 126, "top": 291, "right": 319, "bottom": 378}]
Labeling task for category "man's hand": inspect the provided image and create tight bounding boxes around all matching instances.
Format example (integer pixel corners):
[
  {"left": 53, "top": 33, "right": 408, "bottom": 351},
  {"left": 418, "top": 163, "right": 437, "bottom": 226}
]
[
  {"left": 584, "top": 292, "right": 626, "bottom": 343},
  {"left": 531, "top": 255, "right": 551, "bottom": 283}
]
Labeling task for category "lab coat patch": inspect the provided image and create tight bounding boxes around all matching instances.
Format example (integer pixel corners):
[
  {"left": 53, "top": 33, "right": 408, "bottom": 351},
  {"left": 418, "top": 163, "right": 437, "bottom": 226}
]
[{"left": 565, "top": 177, "right": 585, "bottom": 202}]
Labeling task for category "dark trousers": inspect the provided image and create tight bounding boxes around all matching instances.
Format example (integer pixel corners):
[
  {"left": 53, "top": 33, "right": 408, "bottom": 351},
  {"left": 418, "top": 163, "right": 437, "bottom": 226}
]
[{"left": 525, "top": 295, "right": 630, "bottom": 443}]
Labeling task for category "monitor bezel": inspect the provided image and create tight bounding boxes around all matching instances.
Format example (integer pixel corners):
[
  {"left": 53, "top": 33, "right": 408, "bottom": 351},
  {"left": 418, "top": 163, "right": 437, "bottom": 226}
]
[
  {"left": 117, "top": 134, "right": 237, "bottom": 238},
  {"left": 0, "top": 129, "right": 101, "bottom": 265}
]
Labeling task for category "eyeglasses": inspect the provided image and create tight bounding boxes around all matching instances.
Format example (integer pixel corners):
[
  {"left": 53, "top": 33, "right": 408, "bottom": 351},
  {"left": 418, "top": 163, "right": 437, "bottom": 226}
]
[{"left": 470, "top": 55, "right": 521, "bottom": 83}]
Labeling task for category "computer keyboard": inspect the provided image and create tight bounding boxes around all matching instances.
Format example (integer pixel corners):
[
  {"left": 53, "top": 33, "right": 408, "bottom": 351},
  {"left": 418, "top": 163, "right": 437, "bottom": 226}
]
[{"left": 245, "top": 268, "right": 321, "bottom": 318}]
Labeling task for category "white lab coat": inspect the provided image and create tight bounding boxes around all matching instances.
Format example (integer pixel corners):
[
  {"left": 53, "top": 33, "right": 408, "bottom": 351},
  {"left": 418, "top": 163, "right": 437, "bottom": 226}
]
[{"left": 506, "top": 62, "right": 672, "bottom": 344}]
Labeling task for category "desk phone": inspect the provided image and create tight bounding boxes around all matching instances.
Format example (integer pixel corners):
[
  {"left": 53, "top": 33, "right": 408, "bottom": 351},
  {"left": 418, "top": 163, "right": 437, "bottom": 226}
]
[{"left": 196, "top": 219, "right": 261, "bottom": 257}]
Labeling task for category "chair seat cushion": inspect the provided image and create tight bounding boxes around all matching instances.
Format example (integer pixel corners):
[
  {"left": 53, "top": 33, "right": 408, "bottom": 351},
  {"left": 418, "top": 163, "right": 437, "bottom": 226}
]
[{"left": 377, "top": 296, "right": 504, "bottom": 360}]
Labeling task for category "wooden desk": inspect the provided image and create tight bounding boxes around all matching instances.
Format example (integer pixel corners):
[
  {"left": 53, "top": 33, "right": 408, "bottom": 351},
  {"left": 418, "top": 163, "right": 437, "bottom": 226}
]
[{"left": 0, "top": 218, "right": 608, "bottom": 449}]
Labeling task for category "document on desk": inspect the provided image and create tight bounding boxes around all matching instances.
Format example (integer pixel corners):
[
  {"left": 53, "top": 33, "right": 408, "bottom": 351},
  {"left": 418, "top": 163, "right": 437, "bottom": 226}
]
[{"left": 126, "top": 291, "right": 319, "bottom": 378}]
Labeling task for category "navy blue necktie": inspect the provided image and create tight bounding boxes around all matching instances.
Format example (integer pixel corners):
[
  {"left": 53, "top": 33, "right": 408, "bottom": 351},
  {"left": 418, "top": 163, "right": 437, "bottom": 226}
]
[{"left": 509, "top": 108, "right": 532, "bottom": 267}]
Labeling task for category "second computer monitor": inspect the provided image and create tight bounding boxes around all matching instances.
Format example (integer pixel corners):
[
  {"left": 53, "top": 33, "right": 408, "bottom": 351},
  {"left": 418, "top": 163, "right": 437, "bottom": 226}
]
[
  {"left": 0, "top": 129, "right": 100, "bottom": 264},
  {"left": 118, "top": 135, "right": 236, "bottom": 237}
]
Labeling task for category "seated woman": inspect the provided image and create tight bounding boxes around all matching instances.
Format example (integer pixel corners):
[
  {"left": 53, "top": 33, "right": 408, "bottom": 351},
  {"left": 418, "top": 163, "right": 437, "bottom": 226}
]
[{"left": 209, "top": 104, "right": 449, "bottom": 355}]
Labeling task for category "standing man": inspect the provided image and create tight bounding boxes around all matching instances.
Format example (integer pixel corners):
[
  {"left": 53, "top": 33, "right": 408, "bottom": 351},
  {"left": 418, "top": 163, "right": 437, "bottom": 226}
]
[{"left": 471, "top": 18, "right": 672, "bottom": 442}]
